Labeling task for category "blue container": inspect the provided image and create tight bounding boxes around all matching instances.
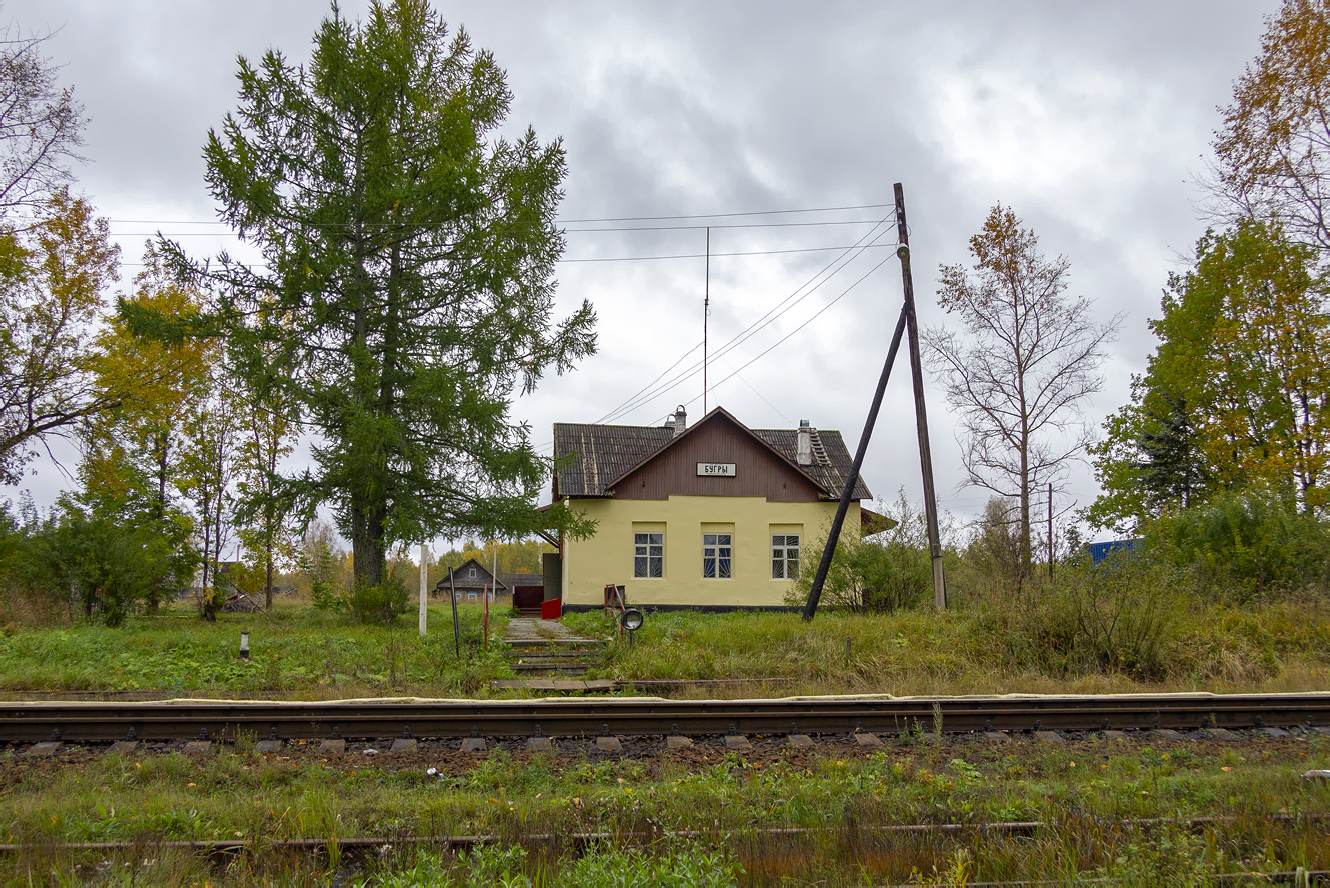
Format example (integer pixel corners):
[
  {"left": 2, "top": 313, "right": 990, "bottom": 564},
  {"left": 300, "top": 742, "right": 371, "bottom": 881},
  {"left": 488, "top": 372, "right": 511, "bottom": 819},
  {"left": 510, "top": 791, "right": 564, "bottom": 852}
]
[{"left": 1086, "top": 539, "right": 1141, "bottom": 566}]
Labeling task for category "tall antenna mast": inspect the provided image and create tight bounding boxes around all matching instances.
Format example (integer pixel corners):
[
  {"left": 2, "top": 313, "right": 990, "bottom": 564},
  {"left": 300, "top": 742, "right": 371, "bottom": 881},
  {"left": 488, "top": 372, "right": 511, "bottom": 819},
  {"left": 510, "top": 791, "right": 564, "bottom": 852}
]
[{"left": 704, "top": 226, "right": 710, "bottom": 413}]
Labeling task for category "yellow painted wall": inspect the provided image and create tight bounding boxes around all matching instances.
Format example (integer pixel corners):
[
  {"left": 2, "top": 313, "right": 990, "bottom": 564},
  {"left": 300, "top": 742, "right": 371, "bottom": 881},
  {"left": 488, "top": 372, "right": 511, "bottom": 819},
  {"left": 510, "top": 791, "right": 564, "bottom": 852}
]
[{"left": 561, "top": 495, "right": 855, "bottom": 607}]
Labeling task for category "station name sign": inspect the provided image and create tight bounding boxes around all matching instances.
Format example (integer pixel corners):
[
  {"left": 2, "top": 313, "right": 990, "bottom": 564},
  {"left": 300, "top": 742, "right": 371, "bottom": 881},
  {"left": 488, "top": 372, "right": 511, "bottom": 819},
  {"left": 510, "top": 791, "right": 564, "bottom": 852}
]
[{"left": 697, "top": 462, "right": 736, "bottom": 477}]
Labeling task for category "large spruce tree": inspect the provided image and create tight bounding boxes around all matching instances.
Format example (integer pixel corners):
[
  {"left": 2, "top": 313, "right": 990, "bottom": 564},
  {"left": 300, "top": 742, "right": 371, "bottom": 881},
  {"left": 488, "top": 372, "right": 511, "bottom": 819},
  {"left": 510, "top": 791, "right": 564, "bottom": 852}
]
[{"left": 167, "top": 1, "right": 596, "bottom": 588}]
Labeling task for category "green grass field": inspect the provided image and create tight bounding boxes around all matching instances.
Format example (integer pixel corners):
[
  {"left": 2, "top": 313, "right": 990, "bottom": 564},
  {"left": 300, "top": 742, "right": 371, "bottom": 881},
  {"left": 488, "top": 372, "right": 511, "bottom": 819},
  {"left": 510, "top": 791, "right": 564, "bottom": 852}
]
[
  {"left": 0, "top": 600, "right": 1327, "bottom": 700},
  {"left": 0, "top": 602, "right": 513, "bottom": 700}
]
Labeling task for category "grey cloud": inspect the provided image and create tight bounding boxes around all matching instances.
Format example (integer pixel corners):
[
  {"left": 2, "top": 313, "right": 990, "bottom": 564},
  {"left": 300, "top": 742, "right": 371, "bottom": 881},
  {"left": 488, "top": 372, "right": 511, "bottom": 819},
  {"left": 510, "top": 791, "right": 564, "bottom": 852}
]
[{"left": 0, "top": 0, "right": 1281, "bottom": 536}]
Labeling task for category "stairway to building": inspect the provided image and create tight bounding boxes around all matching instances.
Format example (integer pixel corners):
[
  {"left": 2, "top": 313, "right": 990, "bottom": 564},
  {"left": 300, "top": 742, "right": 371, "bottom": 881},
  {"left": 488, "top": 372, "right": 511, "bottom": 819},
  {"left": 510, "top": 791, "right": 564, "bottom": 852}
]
[{"left": 502, "top": 617, "right": 605, "bottom": 676}]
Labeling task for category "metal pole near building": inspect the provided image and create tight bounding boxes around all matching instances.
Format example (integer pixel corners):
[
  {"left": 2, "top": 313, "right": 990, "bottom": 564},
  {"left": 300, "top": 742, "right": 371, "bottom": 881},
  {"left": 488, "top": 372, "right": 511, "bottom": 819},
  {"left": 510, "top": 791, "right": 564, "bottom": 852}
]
[
  {"left": 419, "top": 543, "right": 428, "bottom": 637},
  {"left": 895, "top": 183, "right": 947, "bottom": 610}
]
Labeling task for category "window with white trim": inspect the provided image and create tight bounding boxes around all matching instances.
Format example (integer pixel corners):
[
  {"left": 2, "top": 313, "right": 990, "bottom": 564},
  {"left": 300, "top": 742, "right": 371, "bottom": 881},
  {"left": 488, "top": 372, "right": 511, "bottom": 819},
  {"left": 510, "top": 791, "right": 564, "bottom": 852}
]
[
  {"left": 468, "top": 567, "right": 476, "bottom": 578},
  {"left": 703, "top": 533, "right": 732, "bottom": 578},
  {"left": 634, "top": 532, "right": 663, "bottom": 578},
  {"left": 771, "top": 534, "right": 800, "bottom": 579}
]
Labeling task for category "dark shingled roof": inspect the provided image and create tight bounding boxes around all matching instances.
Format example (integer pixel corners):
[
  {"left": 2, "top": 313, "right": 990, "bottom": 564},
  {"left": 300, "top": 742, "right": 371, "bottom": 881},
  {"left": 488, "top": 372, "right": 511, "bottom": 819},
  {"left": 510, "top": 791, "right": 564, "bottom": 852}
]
[
  {"left": 751, "top": 428, "right": 872, "bottom": 501},
  {"left": 553, "top": 416, "right": 871, "bottom": 501},
  {"left": 499, "top": 573, "right": 543, "bottom": 589},
  {"left": 554, "top": 423, "right": 675, "bottom": 498}
]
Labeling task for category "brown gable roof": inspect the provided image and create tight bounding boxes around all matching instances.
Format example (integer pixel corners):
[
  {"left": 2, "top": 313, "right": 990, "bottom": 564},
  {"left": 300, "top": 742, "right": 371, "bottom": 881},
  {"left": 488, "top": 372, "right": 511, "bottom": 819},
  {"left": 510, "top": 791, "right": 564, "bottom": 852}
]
[{"left": 553, "top": 407, "right": 871, "bottom": 501}]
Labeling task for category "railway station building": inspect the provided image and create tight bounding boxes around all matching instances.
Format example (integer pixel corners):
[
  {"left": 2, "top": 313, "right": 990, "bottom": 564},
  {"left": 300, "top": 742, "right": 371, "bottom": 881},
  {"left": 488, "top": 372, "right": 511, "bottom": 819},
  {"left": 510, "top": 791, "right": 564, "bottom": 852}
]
[{"left": 550, "top": 406, "right": 879, "bottom": 610}]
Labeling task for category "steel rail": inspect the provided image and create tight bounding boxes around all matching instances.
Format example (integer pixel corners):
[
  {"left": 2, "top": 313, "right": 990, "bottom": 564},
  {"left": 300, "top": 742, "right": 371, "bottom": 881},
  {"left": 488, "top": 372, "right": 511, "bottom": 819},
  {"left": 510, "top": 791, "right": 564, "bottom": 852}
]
[{"left": 1, "top": 694, "right": 1327, "bottom": 744}]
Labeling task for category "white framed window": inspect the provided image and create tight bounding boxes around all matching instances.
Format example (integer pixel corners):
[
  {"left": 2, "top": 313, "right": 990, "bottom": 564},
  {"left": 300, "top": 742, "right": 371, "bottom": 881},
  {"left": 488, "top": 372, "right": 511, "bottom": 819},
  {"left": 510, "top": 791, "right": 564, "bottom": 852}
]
[
  {"left": 634, "top": 532, "right": 663, "bottom": 578},
  {"left": 467, "top": 591, "right": 477, "bottom": 600},
  {"left": 772, "top": 534, "right": 800, "bottom": 579},
  {"left": 468, "top": 567, "right": 476, "bottom": 578},
  {"left": 703, "top": 533, "right": 732, "bottom": 578}
]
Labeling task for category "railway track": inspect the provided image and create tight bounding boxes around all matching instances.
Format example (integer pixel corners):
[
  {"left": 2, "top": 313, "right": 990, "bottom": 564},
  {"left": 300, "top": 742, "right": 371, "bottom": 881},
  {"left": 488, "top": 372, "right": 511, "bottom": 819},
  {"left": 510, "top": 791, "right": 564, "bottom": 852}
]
[{"left": 2, "top": 692, "right": 1328, "bottom": 744}]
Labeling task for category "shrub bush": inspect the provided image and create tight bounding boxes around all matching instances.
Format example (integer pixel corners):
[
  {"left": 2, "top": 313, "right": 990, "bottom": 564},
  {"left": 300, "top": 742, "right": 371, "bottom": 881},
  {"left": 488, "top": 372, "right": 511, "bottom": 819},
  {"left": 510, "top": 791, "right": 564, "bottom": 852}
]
[
  {"left": 978, "top": 553, "right": 1188, "bottom": 679},
  {"left": 348, "top": 576, "right": 411, "bottom": 625},
  {"left": 789, "top": 492, "right": 952, "bottom": 613},
  {"left": 33, "top": 506, "right": 191, "bottom": 627},
  {"left": 1144, "top": 491, "right": 1330, "bottom": 601},
  {"left": 300, "top": 540, "right": 346, "bottom": 612}
]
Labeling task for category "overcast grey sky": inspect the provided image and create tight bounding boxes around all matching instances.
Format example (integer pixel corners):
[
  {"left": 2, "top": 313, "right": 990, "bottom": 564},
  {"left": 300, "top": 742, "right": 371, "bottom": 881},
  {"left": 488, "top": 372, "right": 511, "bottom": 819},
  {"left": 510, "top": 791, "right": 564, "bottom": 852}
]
[{"left": 6, "top": 0, "right": 1276, "bottom": 545}]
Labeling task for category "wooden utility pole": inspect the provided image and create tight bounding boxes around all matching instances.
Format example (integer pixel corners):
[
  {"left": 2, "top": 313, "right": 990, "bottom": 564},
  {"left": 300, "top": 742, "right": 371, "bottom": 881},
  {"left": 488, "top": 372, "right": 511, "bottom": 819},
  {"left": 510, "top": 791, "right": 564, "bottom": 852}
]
[
  {"left": 895, "top": 183, "right": 947, "bottom": 610},
  {"left": 802, "top": 184, "right": 948, "bottom": 621},
  {"left": 801, "top": 305, "right": 908, "bottom": 620},
  {"left": 418, "top": 543, "right": 428, "bottom": 637}
]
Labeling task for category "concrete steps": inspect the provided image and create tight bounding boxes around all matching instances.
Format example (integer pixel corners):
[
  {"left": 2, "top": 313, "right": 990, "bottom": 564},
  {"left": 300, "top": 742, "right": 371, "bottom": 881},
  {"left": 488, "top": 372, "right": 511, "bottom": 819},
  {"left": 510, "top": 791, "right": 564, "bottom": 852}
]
[{"left": 502, "top": 617, "right": 606, "bottom": 677}]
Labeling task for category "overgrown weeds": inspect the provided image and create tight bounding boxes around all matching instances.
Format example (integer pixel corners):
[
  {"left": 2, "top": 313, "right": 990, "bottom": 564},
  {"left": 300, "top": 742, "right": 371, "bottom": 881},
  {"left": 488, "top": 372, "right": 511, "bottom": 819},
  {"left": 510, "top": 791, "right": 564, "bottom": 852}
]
[{"left": 3, "top": 736, "right": 1327, "bottom": 885}]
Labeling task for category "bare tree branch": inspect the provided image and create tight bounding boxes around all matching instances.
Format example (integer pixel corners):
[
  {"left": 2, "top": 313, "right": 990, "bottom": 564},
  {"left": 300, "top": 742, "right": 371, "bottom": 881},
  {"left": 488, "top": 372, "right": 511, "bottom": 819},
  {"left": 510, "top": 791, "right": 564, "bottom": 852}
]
[{"left": 923, "top": 205, "right": 1122, "bottom": 577}]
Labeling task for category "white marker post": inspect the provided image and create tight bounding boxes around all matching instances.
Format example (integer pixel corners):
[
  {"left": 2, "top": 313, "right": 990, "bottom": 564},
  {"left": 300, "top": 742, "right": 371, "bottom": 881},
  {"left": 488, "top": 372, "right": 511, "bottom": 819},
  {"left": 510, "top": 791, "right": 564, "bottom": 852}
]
[{"left": 418, "top": 543, "right": 429, "bottom": 637}]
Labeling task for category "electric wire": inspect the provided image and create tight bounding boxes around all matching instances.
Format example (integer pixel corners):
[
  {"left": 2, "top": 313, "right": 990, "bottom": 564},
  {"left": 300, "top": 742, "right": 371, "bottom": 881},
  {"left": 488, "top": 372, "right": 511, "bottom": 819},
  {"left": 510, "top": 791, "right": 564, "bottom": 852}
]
[
  {"left": 588, "top": 219, "right": 894, "bottom": 426},
  {"left": 669, "top": 254, "right": 895, "bottom": 420},
  {"left": 103, "top": 201, "right": 896, "bottom": 227},
  {"left": 530, "top": 221, "right": 894, "bottom": 454},
  {"left": 109, "top": 219, "right": 888, "bottom": 236},
  {"left": 118, "top": 242, "right": 897, "bottom": 267},
  {"left": 115, "top": 200, "right": 898, "bottom": 458}
]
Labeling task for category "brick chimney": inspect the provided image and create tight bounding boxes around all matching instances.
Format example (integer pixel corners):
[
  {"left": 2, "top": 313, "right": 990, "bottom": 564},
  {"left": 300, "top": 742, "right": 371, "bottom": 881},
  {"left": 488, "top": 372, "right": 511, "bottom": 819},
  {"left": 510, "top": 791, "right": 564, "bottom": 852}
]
[
  {"left": 797, "top": 419, "right": 812, "bottom": 465},
  {"left": 673, "top": 405, "right": 687, "bottom": 438}
]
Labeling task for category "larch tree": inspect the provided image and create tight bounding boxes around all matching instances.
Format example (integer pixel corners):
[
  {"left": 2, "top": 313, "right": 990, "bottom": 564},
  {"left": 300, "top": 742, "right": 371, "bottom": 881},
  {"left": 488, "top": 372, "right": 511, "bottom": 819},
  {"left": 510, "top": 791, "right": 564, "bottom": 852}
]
[
  {"left": 924, "top": 206, "right": 1121, "bottom": 578},
  {"left": 1209, "top": 0, "right": 1330, "bottom": 261},
  {"left": 162, "top": 1, "right": 596, "bottom": 590}
]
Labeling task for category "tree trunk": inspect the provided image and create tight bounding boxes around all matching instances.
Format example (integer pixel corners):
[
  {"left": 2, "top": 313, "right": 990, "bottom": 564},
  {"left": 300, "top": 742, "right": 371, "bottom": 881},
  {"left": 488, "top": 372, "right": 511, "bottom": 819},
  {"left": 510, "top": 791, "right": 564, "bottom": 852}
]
[
  {"left": 348, "top": 241, "right": 401, "bottom": 594},
  {"left": 351, "top": 496, "right": 387, "bottom": 589},
  {"left": 265, "top": 549, "right": 274, "bottom": 610}
]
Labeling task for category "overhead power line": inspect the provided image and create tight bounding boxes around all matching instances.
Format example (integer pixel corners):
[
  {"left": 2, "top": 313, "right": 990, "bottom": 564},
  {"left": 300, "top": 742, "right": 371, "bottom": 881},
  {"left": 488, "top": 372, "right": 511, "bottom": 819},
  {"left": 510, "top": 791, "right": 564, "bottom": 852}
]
[
  {"left": 590, "top": 219, "right": 894, "bottom": 425},
  {"left": 103, "top": 201, "right": 896, "bottom": 227},
  {"left": 678, "top": 254, "right": 894, "bottom": 416},
  {"left": 110, "top": 219, "right": 887, "bottom": 236},
  {"left": 532, "top": 241, "right": 895, "bottom": 455},
  {"left": 124, "top": 243, "right": 898, "bottom": 267},
  {"left": 559, "top": 243, "right": 896, "bottom": 263}
]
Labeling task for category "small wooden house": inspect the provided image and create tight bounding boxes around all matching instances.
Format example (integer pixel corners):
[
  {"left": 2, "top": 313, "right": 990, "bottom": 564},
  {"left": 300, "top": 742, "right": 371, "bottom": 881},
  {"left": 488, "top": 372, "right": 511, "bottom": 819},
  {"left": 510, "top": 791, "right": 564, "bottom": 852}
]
[
  {"left": 433, "top": 557, "right": 507, "bottom": 604},
  {"left": 550, "top": 405, "right": 879, "bottom": 610}
]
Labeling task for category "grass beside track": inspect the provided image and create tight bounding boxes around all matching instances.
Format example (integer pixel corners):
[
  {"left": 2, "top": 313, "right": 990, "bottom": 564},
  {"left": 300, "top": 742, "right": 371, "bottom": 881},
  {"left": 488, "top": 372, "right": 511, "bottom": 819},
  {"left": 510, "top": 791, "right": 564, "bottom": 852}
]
[
  {"left": 0, "top": 731, "right": 1327, "bottom": 885},
  {"left": 564, "top": 604, "right": 1330, "bottom": 698},
  {"left": 0, "top": 601, "right": 1327, "bottom": 700},
  {"left": 0, "top": 603, "right": 513, "bottom": 700}
]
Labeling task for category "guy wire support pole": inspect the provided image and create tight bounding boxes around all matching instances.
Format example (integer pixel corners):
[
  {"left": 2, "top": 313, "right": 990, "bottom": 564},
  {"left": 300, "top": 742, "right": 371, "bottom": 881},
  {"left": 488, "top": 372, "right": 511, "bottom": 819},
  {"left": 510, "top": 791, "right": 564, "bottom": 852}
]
[
  {"left": 802, "top": 299, "right": 909, "bottom": 621},
  {"left": 895, "top": 182, "right": 948, "bottom": 610}
]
